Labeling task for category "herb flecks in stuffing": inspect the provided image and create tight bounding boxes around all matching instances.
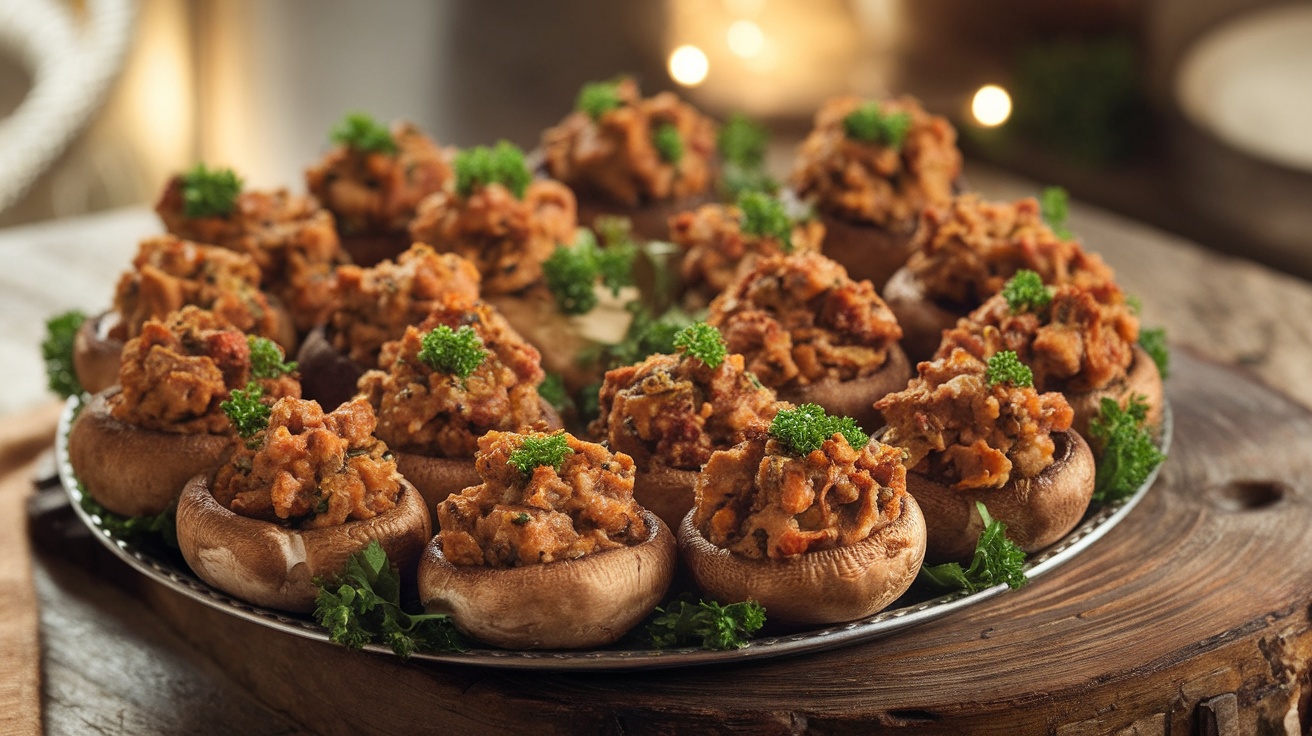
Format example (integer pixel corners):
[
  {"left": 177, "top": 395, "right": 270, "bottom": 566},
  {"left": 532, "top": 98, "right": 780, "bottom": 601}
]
[
  {"left": 842, "top": 102, "right": 912, "bottom": 150},
  {"left": 920, "top": 502, "right": 1028, "bottom": 592},
  {"left": 43, "top": 310, "right": 86, "bottom": 399},
  {"left": 330, "top": 112, "right": 398, "bottom": 155},
  {"left": 985, "top": 351, "right": 1033, "bottom": 388},
  {"left": 1001, "top": 269, "right": 1053, "bottom": 314},
  {"left": 644, "top": 594, "right": 766, "bottom": 650},
  {"left": 1089, "top": 396, "right": 1164, "bottom": 503},
  {"left": 417, "top": 325, "right": 487, "bottom": 379},
  {"left": 314, "top": 540, "right": 463, "bottom": 658},
  {"left": 180, "top": 163, "right": 242, "bottom": 219},
  {"left": 454, "top": 141, "right": 531, "bottom": 199},
  {"left": 673, "top": 322, "right": 727, "bottom": 369},
  {"left": 247, "top": 335, "right": 297, "bottom": 380},
  {"left": 768, "top": 403, "right": 869, "bottom": 456}
]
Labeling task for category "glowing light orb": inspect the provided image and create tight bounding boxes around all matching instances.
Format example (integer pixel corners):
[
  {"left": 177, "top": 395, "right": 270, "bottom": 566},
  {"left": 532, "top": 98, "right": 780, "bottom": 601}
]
[
  {"left": 669, "top": 45, "right": 709, "bottom": 87},
  {"left": 971, "top": 84, "right": 1012, "bottom": 127},
  {"left": 727, "top": 20, "right": 765, "bottom": 59}
]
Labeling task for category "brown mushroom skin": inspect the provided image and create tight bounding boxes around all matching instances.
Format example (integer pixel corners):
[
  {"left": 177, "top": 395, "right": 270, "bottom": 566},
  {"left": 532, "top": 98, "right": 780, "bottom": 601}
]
[
  {"left": 73, "top": 312, "right": 125, "bottom": 397},
  {"left": 175, "top": 473, "right": 432, "bottom": 613},
  {"left": 781, "top": 343, "right": 913, "bottom": 433},
  {"left": 816, "top": 214, "right": 917, "bottom": 292},
  {"left": 67, "top": 387, "right": 232, "bottom": 517},
  {"left": 418, "top": 509, "right": 676, "bottom": 649},
  {"left": 295, "top": 325, "right": 366, "bottom": 413},
  {"left": 1066, "top": 345, "right": 1165, "bottom": 442},
  {"left": 576, "top": 190, "right": 719, "bottom": 244},
  {"left": 632, "top": 465, "right": 699, "bottom": 533},
  {"left": 881, "top": 266, "right": 963, "bottom": 365},
  {"left": 678, "top": 492, "right": 927, "bottom": 627},
  {"left": 907, "top": 429, "right": 1096, "bottom": 564}
]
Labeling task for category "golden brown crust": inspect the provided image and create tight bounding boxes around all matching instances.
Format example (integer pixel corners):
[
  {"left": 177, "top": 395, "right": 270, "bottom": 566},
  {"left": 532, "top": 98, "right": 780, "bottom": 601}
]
[
  {"left": 68, "top": 387, "right": 232, "bottom": 517},
  {"left": 73, "top": 311, "right": 125, "bottom": 397},
  {"left": 417, "top": 509, "right": 675, "bottom": 649},
  {"left": 906, "top": 429, "right": 1095, "bottom": 563},
  {"left": 678, "top": 489, "right": 926, "bottom": 626},
  {"left": 176, "top": 472, "right": 432, "bottom": 613}
]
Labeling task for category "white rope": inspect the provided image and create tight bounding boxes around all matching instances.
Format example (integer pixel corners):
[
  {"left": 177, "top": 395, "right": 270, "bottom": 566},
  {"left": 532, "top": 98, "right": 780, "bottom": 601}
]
[{"left": 0, "top": 0, "right": 136, "bottom": 213}]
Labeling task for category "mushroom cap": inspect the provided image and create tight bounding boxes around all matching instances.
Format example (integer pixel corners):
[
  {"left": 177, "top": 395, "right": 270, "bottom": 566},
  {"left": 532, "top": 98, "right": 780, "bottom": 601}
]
[
  {"left": 632, "top": 465, "right": 699, "bottom": 533},
  {"left": 881, "top": 266, "right": 963, "bottom": 365},
  {"left": 72, "top": 311, "right": 124, "bottom": 396},
  {"left": 907, "top": 429, "right": 1096, "bottom": 564},
  {"left": 1065, "top": 345, "right": 1165, "bottom": 441},
  {"left": 678, "top": 492, "right": 927, "bottom": 627},
  {"left": 815, "top": 212, "right": 917, "bottom": 291},
  {"left": 417, "top": 509, "right": 676, "bottom": 649},
  {"left": 780, "top": 343, "right": 913, "bottom": 433},
  {"left": 395, "top": 452, "right": 482, "bottom": 511},
  {"left": 295, "top": 325, "right": 367, "bottom": 413},
  {"left": 66, "top": 387, "right": 232, "bottom": 517},
  {"left": 575, "top": 190, "right": 719, "bottom": 244},
  {"left": 175, "top": 473, "right": 432, "bottom": 613}
]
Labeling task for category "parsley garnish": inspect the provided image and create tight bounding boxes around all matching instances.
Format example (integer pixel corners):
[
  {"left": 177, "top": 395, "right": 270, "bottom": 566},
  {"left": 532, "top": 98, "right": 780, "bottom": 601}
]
[
  {"left": 717, "top": 112, "right": 768, "bottom": 169},
  {"left": 921, "top": 502, "right": 1028, "bottom": 592},
  {"left": 842, "top": 102, "right": 912, "bottom": 150},
  {"left": 542, "top": 229, "right": 636, "bottom": 315},
  {"left": 985, "top": 351, "right": 1033, "bottom": 388},
  {"left": 1040, "top": 186, "right": 1073, "bottom": 239},
  {"left": 313, "top": 540, "right": 464, "bottom": 658},
  {"left": 672, "top": 322, "right": 727, "bottom": 369},
  {"left": 221, "top": 381, "right": 270, "bottom": 440},
  {"left": 507, "top": 432, "right": 573, "bottom": 475},
  {"left": 1001, "top": 269, "right": 1053, "bottom": 313},
  {"left": 1089, "top": 396, "right": 1164, "bottom": 503},
  {"left": 652, "top": 122, "right": 684, "bottom": 164},
  {"left": 180, "top": 163, "right": 242, "bottom": 218},
  {"left": 644, "top": 594, "right": 766, "bottom": 650},
  {"left": 417, "top": 325, "right": 487, "bottom": 379},
  {"left": 247, "top": 335, "right": 297, "bottom": 379},
  {"left": 330, "top": 112, "right": 397, "bottom": 155},
  {"left": 78, "top": 489, "right": 178, "bottom": 548},
  {"left": 42, "top": 310, "right": 86, "bottom": 399},
  {"left": 537, "top": 372, "right": 573, "bottom": 416},
  {"left": 454, "top": 141, "right": 532, "bottom": 199},
  {"left": 576, "top": 80, "right": 623, "bottom": 121},
  {"left": 737, "top": 191, "right": 794, "bottom": 252},
  {"left": 1139, "top": 327, "right": 1169, "bottom": 379},
  {"left": 768, "top": 403, "right": 869, "bottom": 456}
]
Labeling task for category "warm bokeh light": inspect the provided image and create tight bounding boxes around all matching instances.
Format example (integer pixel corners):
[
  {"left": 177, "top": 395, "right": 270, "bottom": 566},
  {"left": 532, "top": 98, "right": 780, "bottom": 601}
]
[
  {"left": 727, "top": 20, "right": 765, "bottom": 59},
  {"left": 668, "top": 44, "right": 710, "bottom": 87},
  {"left": 971, "top": 84, "right": 1013, "bottom": 127}
]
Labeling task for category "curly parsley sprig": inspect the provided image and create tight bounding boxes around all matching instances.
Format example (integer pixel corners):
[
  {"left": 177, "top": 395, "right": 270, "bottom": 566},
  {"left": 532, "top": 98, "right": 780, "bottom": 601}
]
[
  {"left": 769, "top": 403, "right": 869, "bottom": 456},
  {"left": 843, "top": 102, "right": 912, "bottom": 150},
  {"left": 652, "top": 122, "right": 684, "bottom": 164},
  {"left": 42, "top": 310, "right": 86, "bottom": 399},
  {"left": 1139, "top": 327, "right": 1169, "bottom": 379},
  {"left": 247, "top": 335, "right": 297, "bottom": 379},
  {"left": 221, "top": 382, "right": 271, "bottom": 442},
  {"left": 738, "top": 191, "right": 794, "bottom": 252},
  {"left": 180, "top": 163, "right": 242, "bottom": 219},
  {"left": 1001, "top": 269, "right": 1053, "bottom": 313},
  {"left": 644, "top": 594, "right": 766, "bottom": 650},
  {"left": 576, "top": 80, "right": 623, "bottom": 121},
  {"left": 417, "top": 325, "right": 487, "bottom": 379},
  {"left": 1089, "top": 396, "right": 1164, "bottom": 503},
  {"left": 454, "top": 141, "right": 532, "bottom": 199},
  {"left": 920, "top": 502, "right": 1028, "bottom": 592},
  {"left": 1040, "top": 186, "right": 1073, "bottom": 240},
  {"left": 985, "top": 351, "right": 1033, "bottom": 388},
  {"left": 542, "top": 229, "right": 636, "bottom": 315},
  {"left": 330, "top": 112, "right": 397, "bottom": 155},
  {"left": 672, "top": 322, "right": 727, "bottom": 369},
  {"left": 507, "top": 432, "right": 573, "bottom": 475}
]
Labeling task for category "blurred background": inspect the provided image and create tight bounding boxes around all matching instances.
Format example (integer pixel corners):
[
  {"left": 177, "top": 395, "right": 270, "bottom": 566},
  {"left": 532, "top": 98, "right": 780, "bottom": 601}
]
[{"left": 3, "top": 0, "right": 1312, "bottom": 277}]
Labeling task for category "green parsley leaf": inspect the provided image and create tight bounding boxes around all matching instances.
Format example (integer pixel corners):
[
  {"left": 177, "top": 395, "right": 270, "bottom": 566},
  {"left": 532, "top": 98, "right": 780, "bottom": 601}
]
[
  {"left": 673, "top": 322, "right": 727, "bottom": 369},
  {"left": 1139, "top": 327, "right": 1169, "bottom": 380},
  {"left": 542, "top": 229, "right": 637, "bottom": 315},
  {"left": 1089, "top": 396, "right": 1164, "bottom": 503},
  {"left": 418, "top": 325, "right": 487, "bottom": 379},
  {"left": 768, "top": 403, "right": 870, "bottom": 456},
  {"left": 717, "top": 113, "right": 769, "bottom": 169},
  {"left": 537, "top": 372, "right": 573, "bottom": 417},
  {"left": 1001, "top": 269, "right": 1053, "bottom": 313},
  {"left": 221, "top": 381, "right": 271, "bottom": 440},
  {"left": 313, "top": 540, "right": 464, "bottom": 658},
  {"left": 79, "top": 489, "right": 178, "bottom": 549},
  {"left": 653, "top": 122, "right": 684, "bottom": 164},
  {"left": 1040, "top": 186, "right": 1073, "bottom": 239},
  {"left": 180, "top": 163, "right": 242, "bottom": 219},
  {"left": 644, "top": 594, "right": 766, "bottom": 650},
  {"left": 454, "top": 141, "right": 532, "bottom": 199},
  {"left": 842, "top": 102, "right": 912, "bottom": 149},
  {"left": 985, "top": 351, "right": 1033, "bottom": 388},
  {"left": 576, "top": 80, "right": 623, "bottom": 121},
  {"left": 247, "top": 335, "right": 297, "bottom": 379},
  {"left": 330, "top": 112, "right": 397, "bottom": 155},
  {"left": 507, "top": 432, "right": 573, "bottom": 475},
  {"left": 737, "top": 191, "right": 794, "bottom": 252},
  {"left": 921, "top": 502, "right": 1028, "bottom": 592},
  {"left": 42, "top": 309, "right": 86, "bottom": 399}
]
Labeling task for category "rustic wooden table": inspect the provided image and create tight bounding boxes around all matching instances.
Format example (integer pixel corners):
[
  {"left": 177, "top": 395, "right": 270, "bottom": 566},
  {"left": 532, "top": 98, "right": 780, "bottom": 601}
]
[{"left": 6, "top": 167, "right": 1312, "bottom": 734}]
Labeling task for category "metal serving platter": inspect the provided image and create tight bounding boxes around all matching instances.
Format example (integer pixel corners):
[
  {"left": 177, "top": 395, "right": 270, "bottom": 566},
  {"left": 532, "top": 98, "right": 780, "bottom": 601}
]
[{"left": 55, "top": 397, "right": 1172, "bottom": 671}]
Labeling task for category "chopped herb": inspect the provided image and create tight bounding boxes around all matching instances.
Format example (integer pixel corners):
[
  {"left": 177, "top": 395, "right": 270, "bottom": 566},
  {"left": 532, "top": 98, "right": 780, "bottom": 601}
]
[
  {"left": 1001, "top": 269, "right": 1053, "bottom": 313},
  {"left": 576, "top": 80, "right": 623, "bottom": 121},
  {"left": 180, "top": 163, "right": 242, "bottom": 218},
  {"left": 221, "top": 382, "right": 270, "bottom": 440},
  {"left": 737, "top": 191, "right": 794, "bottom": 252},
  {"left": 1040, "top": 186, "right": 1073, "bottom": 239},
  {"left": 42, "top": 310, "right": 86, "bottom": 399},
  {"left": 717, "top": 113, "right": 769, "bottom": 169},
  {"left": 1139, "top": 327, "right": 1169, "bottom": 379},
  {"left": 768, "top": 403, "right": 870, "bottom": 456},
  {"left": 921, "top": 502, "right": 1028, "bottom": 592},
  {"left": 985, "top": 351, "right": 1033, "bottom": 388},
  {"left": 454, "top": 141, "right": 531, "bottom": 199},
  {"left": 330, "top": 112, "right": 397, "bottom": 155},
  {"left": 507, "top": 432, "right": 573, "bottom": 475},
  {"left": 842, "top": 102, "right": 912, "bottom": 150},
  {"left": 1089, "top": 396, "right": 1164, "bottom": 503},
  {"left": 417, "top": 325, "right": 487, "bottom": 379},
  {"left": 673, "top": 322, "right": 727, "bottom": 369},
  {"left": 652, "top": 122, "right": 684, "bottom": 164},
  {"left": 78, "top": 490, "right": 178, "bottom": 548},
  {"left": 644, "top": 594, "right": 766, "bottom": 650},
  {"left": 512, "top": 512, "right": 531, "bottom": 525},
  {"left": 313, "top": 540, "right": 464, "bottom": 657},
  {"left": 543, "top": 229, "right": 637, "bottom": 315},
  {"left": 247, "top": 335, "right": 297, "bottom": 379}
]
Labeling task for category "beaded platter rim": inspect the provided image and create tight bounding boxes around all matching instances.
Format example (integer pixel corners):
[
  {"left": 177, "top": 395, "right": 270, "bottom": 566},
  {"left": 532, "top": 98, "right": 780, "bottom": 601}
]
[{"left": 55, "top": 396, "right": 1171, "bottom": 671}]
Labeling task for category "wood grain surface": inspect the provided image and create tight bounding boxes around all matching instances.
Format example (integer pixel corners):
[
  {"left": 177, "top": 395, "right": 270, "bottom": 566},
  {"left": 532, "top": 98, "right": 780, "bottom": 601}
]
[{"left": 131, "top": 349, "right": 1312, "bottom": 735}]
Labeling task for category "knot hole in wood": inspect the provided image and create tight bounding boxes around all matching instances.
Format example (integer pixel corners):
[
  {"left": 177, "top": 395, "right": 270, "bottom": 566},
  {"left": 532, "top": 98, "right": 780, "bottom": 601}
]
[{"left": 1208, "top": 479, "right": 1289, "bottom": 511}]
